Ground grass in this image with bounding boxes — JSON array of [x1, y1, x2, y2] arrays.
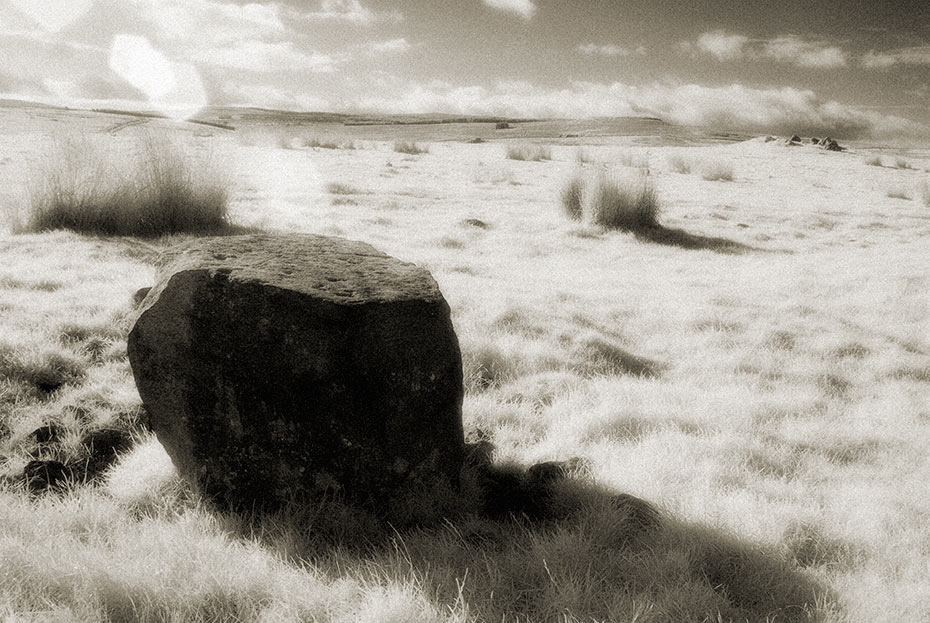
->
[[325, 182, 364, 195], [304, 136, 356, 150], [918, 179, 930, 206], [3, 116, 930, 621], [865, 155, 883, 167], [588, 172, 659, 230], [887, 189, 911, 200], [560, 175, 585, 221], [17, 135, 229, 237], [575, 148, 596, 164], [667, 155, 732, 181], [617, 151, 648, 168], [562, 170, 660, 231], [506, 144, 552, 162], [700, 160, 735, 182], [894, 158, 913, 170], [667, 154, 692, 174], [394, 141, 430, 155]]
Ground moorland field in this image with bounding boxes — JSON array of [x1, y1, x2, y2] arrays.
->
[[1, 102, 929, 622]]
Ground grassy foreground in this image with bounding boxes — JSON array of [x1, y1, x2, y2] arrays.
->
[[1, 119, 930, 621]]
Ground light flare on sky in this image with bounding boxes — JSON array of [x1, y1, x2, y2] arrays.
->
[[7, 0, 93, 32], [108, 35, 207, 120]]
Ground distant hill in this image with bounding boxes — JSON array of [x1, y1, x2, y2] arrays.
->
[[0, 98, 68, 110], [192, 106, 539, 127], [0, 97, 674, 129]]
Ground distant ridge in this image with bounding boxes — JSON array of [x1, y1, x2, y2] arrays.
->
[[0, 97, 673, 132], [0, 98, 69, 110]]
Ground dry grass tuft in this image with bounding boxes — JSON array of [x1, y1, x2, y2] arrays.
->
[[506, 144, 551, 162], [564, 170, 660, 231], [864, 155, 883, 167], [325, 182, 363, 195], [393, 141, 429, 155], [667, 154, 692, 174], [700, 160, 735, 182], [560, 175, 586, 221], [18, 135, 229, 237], [304, 137, 356, 150], [918, 179, 930, 206], [575, 148, 596, 164], [617, 152, 648, 168]]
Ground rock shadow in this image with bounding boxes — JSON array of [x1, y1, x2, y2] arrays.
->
[[221, 450, 835, 622], [634, 225, 757, 254]]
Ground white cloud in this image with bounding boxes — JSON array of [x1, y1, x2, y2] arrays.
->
[[862, 46, 930, 69], [696, 30, 749, 61], [369, 38, 411, 55], [693, 31, 847, 68], [136, 0, 285, 46], [222, 82, 332, 112], [481, 0, 536, 20], [577, 43, 643, 57], [861, 51, 898, 70], [297, 0, 401, 25], [762, 36, 846, 68], [6, 0, 94, 33], [194, 40, 339, 73], [127, 1, 340, 75]]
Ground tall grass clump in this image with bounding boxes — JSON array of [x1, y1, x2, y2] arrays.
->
[[393, 141, 429, 155], [563, 170, 660, 231], [506, 144, 551, 162], [20, 135, 228, 237], [588, 171, 659, 230], [864, 155, 883, 167], [560, 175, 585, 221]]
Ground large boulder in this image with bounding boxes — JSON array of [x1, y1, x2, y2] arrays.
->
[[127, 234, 465, 523]]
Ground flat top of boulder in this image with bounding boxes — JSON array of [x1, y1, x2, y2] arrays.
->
[[155, 234, 442, 305]]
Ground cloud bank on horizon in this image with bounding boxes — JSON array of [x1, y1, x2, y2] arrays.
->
[[0, 0, 928, 142]]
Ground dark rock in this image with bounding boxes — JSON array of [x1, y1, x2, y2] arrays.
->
[[494, 121, 511, 130], [811, 137, 819, 144], [763, 136, 776, 143], [127, 234, 464, 524], [132, 287, 152, 307], [823, 138, 843, 152], [23, 460, 71, 492], [789, 135, 802, 143], [466, 138, 486, 144]]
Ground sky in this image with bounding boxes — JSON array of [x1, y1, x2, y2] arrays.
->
[[1, 0, 929, 140]]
